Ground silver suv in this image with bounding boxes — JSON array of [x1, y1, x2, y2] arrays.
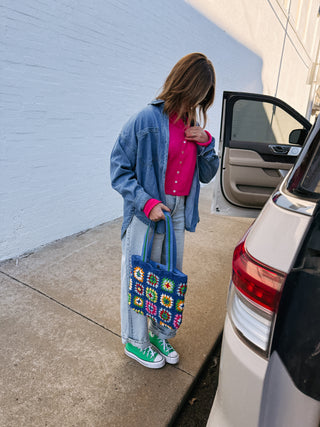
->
[[207, 92, 320, 427]]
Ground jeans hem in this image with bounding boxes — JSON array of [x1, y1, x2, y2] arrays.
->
[[149, 323, 176, 340], [122, 336, 150, 350]]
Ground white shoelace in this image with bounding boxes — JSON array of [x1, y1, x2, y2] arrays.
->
[[161, 339, 173, 354], [143, 346, 157, 358]]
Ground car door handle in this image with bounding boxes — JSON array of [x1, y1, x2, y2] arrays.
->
[[269, 145, 290, 154]]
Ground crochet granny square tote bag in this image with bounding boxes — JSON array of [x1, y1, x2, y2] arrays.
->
[[129, 212, 188, 330]]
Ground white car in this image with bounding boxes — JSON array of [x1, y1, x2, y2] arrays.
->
[[207, 92, 320, 427]]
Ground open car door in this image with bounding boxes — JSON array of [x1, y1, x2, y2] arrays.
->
[[213, 92, 312, 217]]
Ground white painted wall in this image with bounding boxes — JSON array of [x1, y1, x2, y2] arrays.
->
[[1, 0, 318, 261]]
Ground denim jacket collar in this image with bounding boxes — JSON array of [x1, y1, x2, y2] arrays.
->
[[149, 99, 165, 107]]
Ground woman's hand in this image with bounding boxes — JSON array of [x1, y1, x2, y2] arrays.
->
[[149, 203, 171, 222], [185, 126, 209, 144]]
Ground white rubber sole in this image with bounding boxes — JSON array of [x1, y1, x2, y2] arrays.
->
[[157, 349, 179, 365], [125, 347, 165, 369]]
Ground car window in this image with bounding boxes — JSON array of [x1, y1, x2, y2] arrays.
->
[[299, 140, 320, 195], [231, 99, 305, 145], [287, 124, 320, 200]]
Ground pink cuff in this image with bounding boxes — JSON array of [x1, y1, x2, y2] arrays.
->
[[143, 199, 162, 218], [196, 130, 212, 146]]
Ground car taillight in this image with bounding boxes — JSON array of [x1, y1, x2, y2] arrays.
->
[[232, 237, 286, 313], [228, 232, 287, 356]]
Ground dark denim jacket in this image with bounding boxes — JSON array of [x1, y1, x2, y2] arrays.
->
[[110, 99, 219, 237]]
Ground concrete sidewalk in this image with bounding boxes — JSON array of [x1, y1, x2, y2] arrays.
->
[[0, 185, 252, 427]]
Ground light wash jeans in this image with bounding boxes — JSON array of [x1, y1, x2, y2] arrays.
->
[[121, 195, 185, 349]]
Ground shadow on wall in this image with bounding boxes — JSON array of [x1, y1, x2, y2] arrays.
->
[[1, 0, 263, 261]]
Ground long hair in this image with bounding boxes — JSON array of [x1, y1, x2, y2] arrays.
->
[[157, 53, 216, 127]]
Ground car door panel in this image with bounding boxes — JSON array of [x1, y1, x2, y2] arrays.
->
[[216, 92, 312, 213], [223, 148, 293, 207]]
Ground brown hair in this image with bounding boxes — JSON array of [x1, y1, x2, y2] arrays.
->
[[157, 53, 216, 127]]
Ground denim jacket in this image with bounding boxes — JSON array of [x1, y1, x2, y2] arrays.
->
[[110, 99, 219, 237]]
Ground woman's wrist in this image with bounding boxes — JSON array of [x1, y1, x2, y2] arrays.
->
[[143, 199, 162, 218], [196, 130, 212, 146]]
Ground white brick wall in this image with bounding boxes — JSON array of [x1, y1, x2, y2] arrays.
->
[[1, 0, 317, 260]]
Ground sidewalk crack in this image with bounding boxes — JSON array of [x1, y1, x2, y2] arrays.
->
[[0, 270, 121, 339], [172, 366, 194, 377]]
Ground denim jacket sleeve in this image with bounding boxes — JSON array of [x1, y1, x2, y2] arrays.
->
[[197, 137, 219, 183], [110, 126, 152, 212]]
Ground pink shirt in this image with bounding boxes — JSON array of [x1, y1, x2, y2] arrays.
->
[[143, 115, 212, 218]]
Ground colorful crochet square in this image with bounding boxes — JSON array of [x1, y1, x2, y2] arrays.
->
[[160, 294, 174, 309], [173, 314, 182, 329], [133, 266, 144, 282], [177, 282, 187, 296], [159, 308, 172, 323], [146, 287, 158, 303], [147, 272, 159, 288], [128, 293, 131, 305], [146, 300, 157, 316], [133, 296, 143, 308], [135, 282, 144, 296], [161, 278, 175, 293], [176, 300, 184, 312]]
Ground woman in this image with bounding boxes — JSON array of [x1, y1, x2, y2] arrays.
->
[[110, 52, 219, 369]]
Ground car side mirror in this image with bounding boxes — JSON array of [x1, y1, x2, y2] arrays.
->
[[289, 128, 308, 146]]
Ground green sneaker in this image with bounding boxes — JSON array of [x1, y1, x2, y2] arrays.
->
[[149, 332, 179, 364], [125, 342, 165, 369]]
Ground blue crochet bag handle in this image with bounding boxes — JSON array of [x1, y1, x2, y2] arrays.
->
[[141, 211, 177, 272]]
